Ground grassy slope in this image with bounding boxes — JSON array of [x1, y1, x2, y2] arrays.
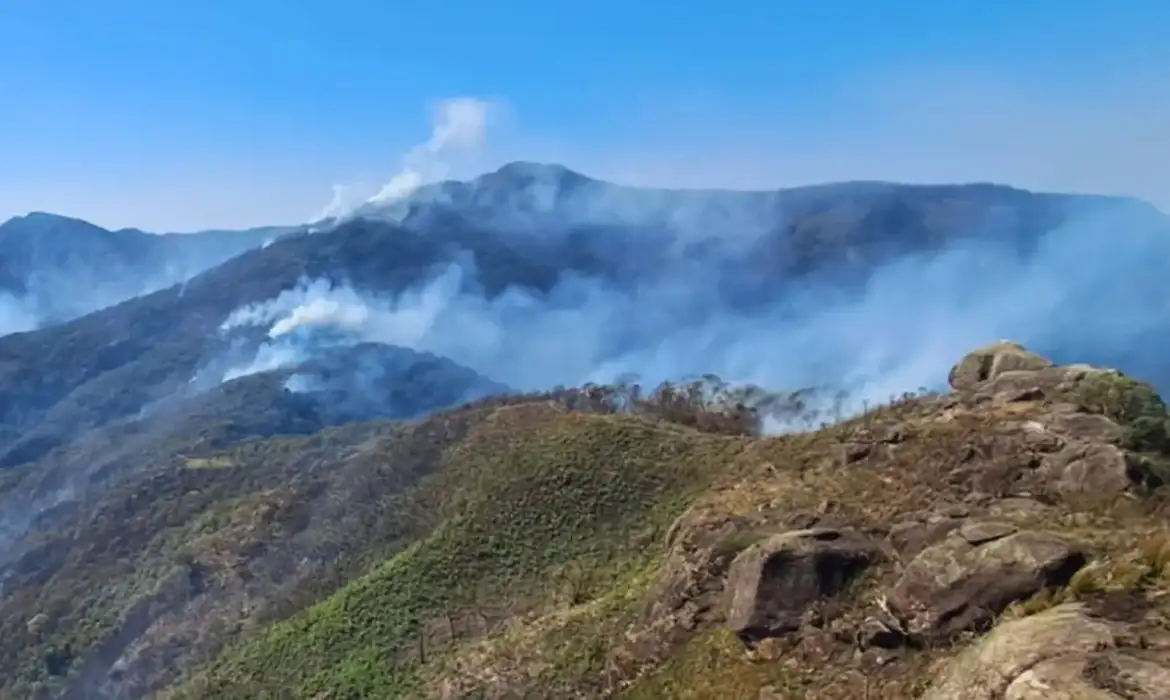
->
[[1, 382, 748, 699], [0, 400, 501, 700], [164, 394, 942, 700], [175, 405, 746, 698]]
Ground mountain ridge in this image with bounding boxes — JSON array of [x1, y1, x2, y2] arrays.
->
[[0, 211, 295, 335], [0, 172, 1166, 502], [0, 179, 1125, 465], [11, 162, 1161, 245]]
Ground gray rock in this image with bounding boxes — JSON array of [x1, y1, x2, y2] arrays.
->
[[724, 528, 882, 642], [889, 528, 1086, 640], [949, 342, 1053, 392]]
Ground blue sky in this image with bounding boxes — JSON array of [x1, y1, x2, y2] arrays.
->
[[2, 1, 1168, 231]]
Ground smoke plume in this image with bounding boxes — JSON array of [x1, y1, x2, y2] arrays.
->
[[310, 97, 495, 227], [220, 192, 1170, 430], [0, 292, 38, 336]]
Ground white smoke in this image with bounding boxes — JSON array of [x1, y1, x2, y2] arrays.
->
[[312, 184, 367, 224], [308, 97, 495, 227], [0, 292, 38, 337], [222, 343, 308, 382], [368, 97, 492, 204], [218, 271, 470, 382], [218, 197, 1170, 427]]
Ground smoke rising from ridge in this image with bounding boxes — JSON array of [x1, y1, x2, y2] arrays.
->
[[312, 184, 363, 223], [366, 97, 491, 203], [220, 194, 1170, 429], [0, 271, 195, 338], [0, 216, 275, 338], [0, 292, 38, 336], [310, 98, 495, 226]]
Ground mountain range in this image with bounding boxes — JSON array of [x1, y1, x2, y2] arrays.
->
[[0, 213, 297, 335], [2, 162, 1170, 699]]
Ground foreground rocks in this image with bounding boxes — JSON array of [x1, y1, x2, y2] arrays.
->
[[922, 603, 1170, 700], [715, 516, 1088, 649], [724, 528, 883, 642], [889, 521, 1086, 641], [631, 341, 1170, 697], [948, 341, 1054, 392]]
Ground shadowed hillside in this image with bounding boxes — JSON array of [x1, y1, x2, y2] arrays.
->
[[0, 212, 287, 335], [0, 342, 508, 563]]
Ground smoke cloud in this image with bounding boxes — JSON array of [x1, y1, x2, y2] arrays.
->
[[0, 271, 190, 338], [0, 292, 39, 336], [310, 97, 496, 226], [312, 184, 365, 224], [220, 195, 1170, 428], [0, 215, 275, 338], [370, 96, 492, 200]]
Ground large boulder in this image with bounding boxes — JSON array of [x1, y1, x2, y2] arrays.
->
[[1040, 443, 1137, 499], [888, 522, 1086, 640], [723, 528, 882, 642], [949, 341, 1053, 392], [921, 603, 1170, 700]]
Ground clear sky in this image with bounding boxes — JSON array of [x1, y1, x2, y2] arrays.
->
[[2, 1, 1168, 231]]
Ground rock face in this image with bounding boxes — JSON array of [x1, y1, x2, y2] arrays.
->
[[946, 340, 1167, 502], [1041, 442, 1136, 498], [724, 528, 882, 642], [921, 603, 1170, 700], [684, 343, 1170, 696], [948, 341, 1054, 392], [690, 343, 1170, 696], [946, 341, 1133, 410], [889, 522, 1086, 640]]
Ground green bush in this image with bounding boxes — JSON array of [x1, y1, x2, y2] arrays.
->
[[1074, 371, 1170, 454]]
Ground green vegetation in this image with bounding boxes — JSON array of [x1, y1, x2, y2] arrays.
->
[[1074, 370, 1170, 451], [177, 409, 745, 698], [620, 629, 790, 700], [1073, 369, 1170, 486], [0, 385, 757, 699]]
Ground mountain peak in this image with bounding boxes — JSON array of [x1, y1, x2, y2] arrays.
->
[[488, 161, 591, 186], [353, 161, 601, 224], [0, 211, 112, 240]]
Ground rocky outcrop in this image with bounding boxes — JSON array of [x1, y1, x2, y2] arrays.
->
[[921, 603, 1170, 700], [948, 341, 1131, 409], [948, 341, 1053, 392], [705, 344, 1170, 692], [550, 342, 1170, 698], [723, 528, 883, 642], [1041, 442, 1137, 498], [907, 343, 1170, 696], [888, 521, 1086, 641], [947, 340, 1170, 501]]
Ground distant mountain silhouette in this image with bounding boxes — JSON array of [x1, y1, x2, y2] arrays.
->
[[0, 211, 293, 333]]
